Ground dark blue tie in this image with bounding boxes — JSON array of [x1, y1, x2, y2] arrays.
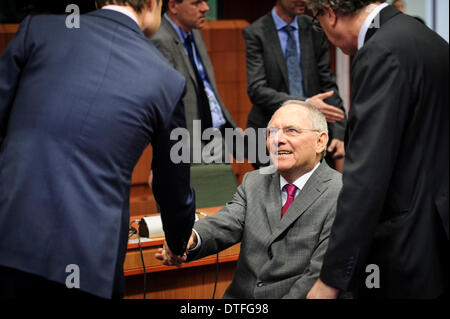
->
[[184, 34, 213, 134], [283, 25, 304, 97]]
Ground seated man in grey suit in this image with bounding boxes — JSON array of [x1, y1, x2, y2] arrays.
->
[[156, 100, 343, 299], [243, 0, 347, 169], [152, 0, 237, 164]]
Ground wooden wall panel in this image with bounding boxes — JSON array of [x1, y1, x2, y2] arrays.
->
[[0, 24, 18, 53]]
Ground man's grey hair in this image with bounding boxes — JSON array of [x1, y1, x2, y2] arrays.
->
[[304, 0, 385, 16], [269, 100, 329, 158], [277, 100, 328, 135]]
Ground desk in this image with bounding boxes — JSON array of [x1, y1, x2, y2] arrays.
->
[[124, 206, 240, 299]]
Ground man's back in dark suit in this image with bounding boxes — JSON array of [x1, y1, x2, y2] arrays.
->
[[305, 1, 449, 298], [0, 2, 195, 299]]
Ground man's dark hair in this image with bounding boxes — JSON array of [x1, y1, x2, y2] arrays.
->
[[162, 0, 182, 13], [304, 0, 386, 16], [96, 0, 160, 13]]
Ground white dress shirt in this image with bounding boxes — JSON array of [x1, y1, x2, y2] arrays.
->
[[280, 162, 320, 206], [102, 5, 139, 26], [358, 2, 389, 50]]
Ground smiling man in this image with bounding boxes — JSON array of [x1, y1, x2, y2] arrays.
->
[[156, 100, 343, 299]]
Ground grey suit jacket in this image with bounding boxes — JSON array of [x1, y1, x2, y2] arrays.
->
[[243, 13, 346, 141], [189, 162, 342, 298], [152, 17, 237, 138]]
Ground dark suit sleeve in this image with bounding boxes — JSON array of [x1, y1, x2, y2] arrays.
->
[[243, 27, 296, 116], [314, 31, 346, 141], [151, 96, 196, 256], [319, 44, 412, 291], [0, 16, 31, 146]]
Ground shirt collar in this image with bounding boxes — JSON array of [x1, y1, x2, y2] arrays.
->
[[271, 7, 298, 31], [164, 14, 193, 44], [358, 2, 389, 50], [102, 5, 139, 26], [280, 162, 320, 192]]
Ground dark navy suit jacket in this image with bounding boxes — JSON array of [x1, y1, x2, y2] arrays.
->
[[320, 6, 449, 298], [0, 10, 195, 298]]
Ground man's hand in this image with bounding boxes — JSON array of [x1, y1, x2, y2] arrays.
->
[[155, 241, 187, 268], [307, 278, 339, 299], [308, 91, 345, 123], [155, 231, 198, 267], [327, 139, 345, 159]]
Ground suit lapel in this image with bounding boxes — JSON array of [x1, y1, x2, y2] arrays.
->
[[268, 162, 331, 244], [163, 19, 198, 87], [298, 17, 314, 96], [264, 172, 283, 233], [364, 5, 401, 45], [264, 14, 290, 89]]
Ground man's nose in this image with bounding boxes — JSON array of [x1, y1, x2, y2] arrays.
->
[[277, 133, 287, 145], [200, 1, 210, 12], [269, 131, 287, 145]]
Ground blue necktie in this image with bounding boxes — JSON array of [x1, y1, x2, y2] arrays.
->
[[283, 25, 304, 97], [184, 34, 213, 134]]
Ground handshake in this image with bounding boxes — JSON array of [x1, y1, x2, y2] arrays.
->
[[155, 231, 198, 267]]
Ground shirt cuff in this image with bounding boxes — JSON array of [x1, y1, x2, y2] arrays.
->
[[189, 228, 202, 252]]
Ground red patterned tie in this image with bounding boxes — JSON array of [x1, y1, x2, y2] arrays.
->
[[282, 184, 298, 217]]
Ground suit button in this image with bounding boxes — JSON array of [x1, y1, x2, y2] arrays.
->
[[257, 282, 264, 288]]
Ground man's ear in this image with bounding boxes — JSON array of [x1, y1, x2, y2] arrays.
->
[[324, 5, 338, 27], [167, 0, 177, 14], [316, 132, 329, 155], [147, 0, 156, 12]]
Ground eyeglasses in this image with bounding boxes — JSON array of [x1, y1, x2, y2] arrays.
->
[[266, 126, 320, 139], [311, 8, 324, 32]]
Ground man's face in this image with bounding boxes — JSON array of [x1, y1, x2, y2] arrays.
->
[[314, 8, 357, 55], [266, 105, 325, 181], [171, 0, 210, 32], [277, 0, 307, 17]]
